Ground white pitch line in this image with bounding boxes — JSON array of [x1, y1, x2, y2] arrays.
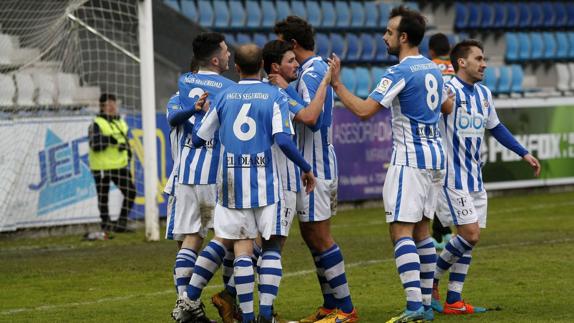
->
[[2, 237, 572, 316]]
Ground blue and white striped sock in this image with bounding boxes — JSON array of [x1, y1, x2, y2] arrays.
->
[[416, 237, 437, 310], [434, 235, 473, 282], [234, 256, 255, 323], [394, 237, 422, 312], [186, 239, 226, 300], [258, 249, 282, 320], [446, 251, 473, 304], [174, 248, 197, 297], [312, 250, 337, 310], [253, 241, 262, 273], [222, 248, 236, 296], [318, 244, 354, 313]]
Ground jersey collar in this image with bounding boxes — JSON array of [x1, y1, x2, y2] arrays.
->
[[300, 55, 322, 71], [238, 79, 262, 84], [197, 69, 218, 75], [453, 76, 475, 91], [399, 54, 424, 63]]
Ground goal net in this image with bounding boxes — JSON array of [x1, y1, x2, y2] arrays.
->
[[0, 0, 153, 233]]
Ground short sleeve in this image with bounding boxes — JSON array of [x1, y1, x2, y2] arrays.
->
[[272, 92, 294, 136], [166, 94, 181, 119], [278, 89, 304, 116], [368, 67, 405, 108]]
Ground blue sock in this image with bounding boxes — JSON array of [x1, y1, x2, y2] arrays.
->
[[446, 251, 473, 304], [416, 237, 437, 310], [312, 250, 337, 310], [258, 249, 282, 320], [234, 256, 255, 323], [317, 244, 354, 313], [222, 248, 235, 296], [174, 248, 197, 297], [186, 239, 226, 300], [394, 237, 422, 312]]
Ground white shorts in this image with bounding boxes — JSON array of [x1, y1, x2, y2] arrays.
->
[[383, 165, 444, 223], [272, 190, 297, 237], [297, 177, 338, 222], [165, 194, 183, 241], [172, 183, 215, 238], [214, 203, 279, 240], [436, 187, 488, 228]]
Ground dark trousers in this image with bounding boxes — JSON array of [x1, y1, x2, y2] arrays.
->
[[92, 168, 136, 230]]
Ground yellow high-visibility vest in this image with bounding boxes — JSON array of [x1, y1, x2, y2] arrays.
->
[[88, 116, 129, 170]]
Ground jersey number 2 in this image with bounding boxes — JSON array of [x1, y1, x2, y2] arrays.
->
[[425, 73, 439, 111], [233, 103, 256, 141]]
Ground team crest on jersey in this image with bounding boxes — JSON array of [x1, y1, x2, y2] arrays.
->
[[172, 104, 181, 110], [289, 99, 298, 107], [482, 99, 489, 108], [375, 78, 393, 94]]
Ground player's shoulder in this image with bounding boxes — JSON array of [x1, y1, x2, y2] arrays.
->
[[167, 92, 180, 105]]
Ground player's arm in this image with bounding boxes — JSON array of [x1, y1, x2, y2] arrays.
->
[[441, 85, 455, 115], [329, 54, 382, 120], [88, 122, 117, 151], [168, 92, 209, 127], [192, 94, 219, 148]]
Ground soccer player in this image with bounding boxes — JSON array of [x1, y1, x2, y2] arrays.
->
[[190, 43, 316, 323], [328, 6, 454, 322], [274, 17, 358, 323], [428, 32, 455, 249], [431, 39, 541, 315], [168, 32, 236, 322]]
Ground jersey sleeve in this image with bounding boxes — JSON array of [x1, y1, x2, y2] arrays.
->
[[196, 93, 221, 140], [278, 88, 304, 115], [484, 88, 500, 129], [368, 68, 405, 108], [272, 92, 294, 136]]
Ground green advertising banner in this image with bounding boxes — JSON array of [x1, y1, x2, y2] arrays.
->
[[483, 105, 574, 189]]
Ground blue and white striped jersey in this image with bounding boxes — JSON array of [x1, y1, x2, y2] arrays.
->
[[295, 56, 337, 180], [177, 70, 235, 185], [196, 80, 294, 209], [440, 77, 500, 192], [369, 55, 447, 170], [276, 88, 304, 192], [164, 93, 183, 194]]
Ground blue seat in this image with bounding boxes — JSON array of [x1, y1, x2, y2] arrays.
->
[[554, 2, 567, 28], [236, 33, 252, 45], [315, 33, 331, 58], [229, 1, 246, 29], [245, 1, 262, 29], [164, 0, 180, 12], [306, 1, 322, 27], [350, 2, 365, 29], [530, 33, 544, 60], [505, 3, 519, 29], [223, 33, 236, 46], [467, 3, 481, 30], [212, 1, 230, 29], [355, 67, 372, 98], [555, 32, 569, 60], [330, 33, 347, 60], [492, 3, 506, 30], [346, 34, 361, 63], [253, 33, 267, 48], [530, 4, 544, 30], [517, 3, 532, 29], [567, 3, 574, 28], [483, 67, 497, 92], [510, 65, 524, 94], [364, 2, 378, 28], [197, 0, 214, 27], [261, 1, 276, 28], [291, 0, 307, 19], [180, 1, 198, 23], [420, 35, 430, 58], [480, 3, 494, 29], [335, 1, 351, 28], [341, 68, 356, 94], [517, 33, 531, 62], [371, 66, 387, 85], [276, 1, 291, 21], [360, 34, 376, 62], [454, 3, 468, 30], [321, 1, 336, 28], [447, 34, 456, 47], [542, 33, 556, 60], [568, 32, 574, 59], [505, 33, 519, 63], [541, 3, 555, 29], [379, 3, 392, 28], [497, 66, 511, 94], [404, 1, 420, 11]]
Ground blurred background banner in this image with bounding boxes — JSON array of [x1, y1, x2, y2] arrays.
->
[[484, 105, 574, 189]]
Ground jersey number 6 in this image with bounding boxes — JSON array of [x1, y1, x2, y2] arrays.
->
[[233, 103, 256, 141]]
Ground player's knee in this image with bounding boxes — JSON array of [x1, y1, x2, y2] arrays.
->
[[262, 237, 282, 253], [460, 229, 480, 246]]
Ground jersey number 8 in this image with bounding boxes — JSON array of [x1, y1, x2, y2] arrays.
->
[[425, 73, 439, 111]]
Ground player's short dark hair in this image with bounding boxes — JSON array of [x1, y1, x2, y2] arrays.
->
[[429, 33, 451, 57], [274, 16, 315, 51], [450, 39, 484, 72], [389, 5, 426, 47], [99, 93, 116, 104], [192, 32, 225, 65], [235, 44, 262, 75], [262, 40, 294, 75]]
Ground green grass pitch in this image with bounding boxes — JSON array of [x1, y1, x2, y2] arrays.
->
[[1, 191, 573, 322]]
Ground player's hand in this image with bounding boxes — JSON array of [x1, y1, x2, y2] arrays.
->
[[523, 153, 541, 177], [268, 74, 289, 89], [322, 62, 334, 85], [194, 92, 210, 112], [327, 53, 341, 88], [301, 170, 316, 194]]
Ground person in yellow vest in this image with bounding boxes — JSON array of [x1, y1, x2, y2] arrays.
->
[[429, 33, 456, 83], [88, 93, 136, 233]]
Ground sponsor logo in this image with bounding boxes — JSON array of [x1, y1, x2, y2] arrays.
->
[[375, 77, 393, 94]]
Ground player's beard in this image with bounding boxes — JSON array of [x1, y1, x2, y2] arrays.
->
[[386, 41, 400, 56]]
